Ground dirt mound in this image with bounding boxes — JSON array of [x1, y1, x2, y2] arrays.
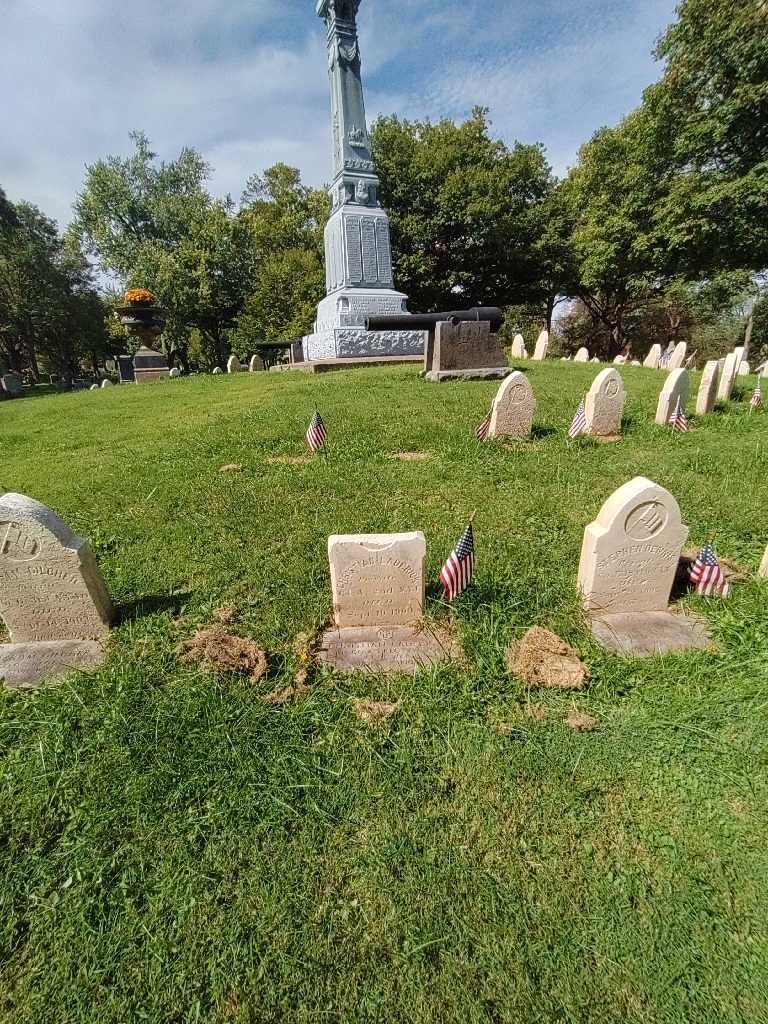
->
[[352, 699, 401, 728], [566, 710, 597, 732], [386, 452, 431, 462], [219, 463, 243, 472], [178, 627, 268, 680], [507, 627, 589, 690]]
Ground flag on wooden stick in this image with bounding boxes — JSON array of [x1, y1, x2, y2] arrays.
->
[[475, 411, 491, 441], [568, 399, 587, 439], [306, 411, 327, 453], [439, 522, 475, 602], [689, 542, 730, 597], [750, 379, 762, 411], [669, 397, 689, 433]]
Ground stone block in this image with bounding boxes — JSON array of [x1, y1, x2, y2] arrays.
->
[[317, 625, 458, 673], [655, 368, 689, 426], [696, 360, 720, 415], [328, 532, 426, 629], [432, 321, 507, 372]]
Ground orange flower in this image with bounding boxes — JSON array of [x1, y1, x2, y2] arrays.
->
[[124, 288, 155, 305]]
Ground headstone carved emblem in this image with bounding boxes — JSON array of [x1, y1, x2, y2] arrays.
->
[[355, 180, 369, 203], [0, 522, 40, 562], [625, 502, 667, 540]]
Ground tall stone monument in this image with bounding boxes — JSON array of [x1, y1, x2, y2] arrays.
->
[[301, 0, 424, 363]]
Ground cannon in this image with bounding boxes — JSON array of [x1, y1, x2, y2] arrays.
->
[[365, 306, 504, 333]]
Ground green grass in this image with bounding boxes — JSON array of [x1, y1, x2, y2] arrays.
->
[[1, 363, 768, 1023]]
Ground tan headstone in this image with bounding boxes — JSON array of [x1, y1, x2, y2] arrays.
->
[[212, 367, 223, 374], [432, 321, 507, 372], [644, 344, 661, 369], [584, 368, 625, 436], [574, 347, 589, 363], [613, 355, 626, 364], [0, 493, 114, 643], [248, 355, 265, 372], [488, 371, 536, 439], [717, 352, 738, 401], [668, 342, 687, 370], [655, 368, 689, 426], [760, 545, 768, 579], [227, 355, 241, 374], [328, 533, 426, 629], [532, 330, 549, 361], [100, 380, 113, 388], [511, 334, 527, 359], [578, 477, 689, 614], [695, 361, 720, 415], [738, 361, 750, 377]]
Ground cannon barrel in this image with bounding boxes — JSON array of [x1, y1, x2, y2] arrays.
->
[[365, 306, 504, 333]]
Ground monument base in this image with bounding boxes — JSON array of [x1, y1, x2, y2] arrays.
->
[[0, 640, 106, 689], [424, 368, 514, 383], [590, 610, 712, 657], [317, 625, 458, 674], [302, 328, 426, 362]]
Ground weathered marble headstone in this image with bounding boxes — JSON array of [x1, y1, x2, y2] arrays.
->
[[488, 371, 536, 439], [760, 545, 768, 579], [738, 361, 750, 377], [0, 493, 113, 688], [426, 321, 510, 381], [613, 355, 626, 364], [717, 352, 738, 402], [631, 360, 642, 367], [248, 355, 265, 372], [532, 331, 549, 361], [1, 373, 23, 397], [584, 368, 625, 436], [100, 380, 113, 388], [169, 367, 181, 378], [212, 367, 223, 375], [644, 344, 661, 369], [319, 532, 457, 672], [668, 342, 687, 370], [590, 357, 600, 363], [655, 368, 689, 426], [696, 360, 720, 415], [574, 347, 589, 363], [511, 334, 528, 360], [227, 355, 241, 374], [89, 384, 99, 391]]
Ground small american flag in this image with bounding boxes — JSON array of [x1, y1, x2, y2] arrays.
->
[[659, 343, 674, 369], [439, 523, 475, 602], [669, 397, 689, 433], [750, 379, 762, 411], [689, 542, 730, 597], [475, 411, 491, 441], [306, 411, 327, 453], [568, 398, 587, 439]]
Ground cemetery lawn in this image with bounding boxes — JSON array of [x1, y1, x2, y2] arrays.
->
[[3, 363, 768, 1024]]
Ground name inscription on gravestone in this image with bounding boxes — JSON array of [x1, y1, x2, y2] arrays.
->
[[330, 533, 426, 628]]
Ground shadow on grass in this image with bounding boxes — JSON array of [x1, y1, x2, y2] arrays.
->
[[118, 591, 192, 624]]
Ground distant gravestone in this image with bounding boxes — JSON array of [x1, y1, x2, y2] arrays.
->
[[574, 347, 589, 363], [738, 361, 750, 377], [613, 355, 626, 364], [590, 357, 600, 363], [133, 346, 170, 384], [227, 355, 241, 374], [696, 360, 720, 416], [249, 355, 265, 372], [89, 385, 99, 392], [426, 321, 509, 381], [100, 380, 113, 389], [631, 360, 642, 366], [532, 331, 549, 361], [668, 342, 687, 370], [578, 478, 689, 615], [0, 493, 114, 688], [511, 335, 527, 359], [717, 352, 739, 402], [585, 368, 626, 436], [488, 371, 535, 439], [655, 368, 689, 426], [117, 356, 136, 383], [1, 373, 23, 397], [644, 345, 661, 369], [318, 532, 458, 673], [169, 367, 181, 378], [760, 545, 768, 579], [212, 367, 223, 375]]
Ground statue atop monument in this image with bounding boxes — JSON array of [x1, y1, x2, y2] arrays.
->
[[301, 0, 423, 362]]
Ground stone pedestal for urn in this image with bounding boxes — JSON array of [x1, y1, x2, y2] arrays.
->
[[117, 303, 169, 384]]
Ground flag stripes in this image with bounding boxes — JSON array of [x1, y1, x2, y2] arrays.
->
[[306, 411, 327, 453], [440, 523, 475, 602], [689, 542, 730, 597]]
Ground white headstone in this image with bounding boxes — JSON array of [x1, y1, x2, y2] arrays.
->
[[668, 342, 687, 370], [212, 367, 223, 375], [590, 357, 600, 363], [0, 493, 114, 643], [585, 368, 626, 436], [655, 368, 689, 426], [695, 360, 720, 416], [169, 367, 181, 378], [227, 356, 241, 374], [631, 360, 642, 366], [578, 477, 688, 614], [760, 545, 768, 579], [644, 344, 661, 369], [100, 380, 113, 388], [717, 352, 739, 401], [488, 371, 536, 439], [738, 361, 750, 377], [328, 533, 426, 629], [613, 355, 626, 364], [574, 347, 590, 363], [532, 331, 549, 361], [511, 335, 527, 359], [248, 355, 265, 372], [89, 385, 99, 391]]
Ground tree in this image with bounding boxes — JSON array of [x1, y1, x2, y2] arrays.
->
[[371, 108, 556, 313]]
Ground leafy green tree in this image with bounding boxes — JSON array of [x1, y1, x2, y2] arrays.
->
[[371, 108, 556, 313]]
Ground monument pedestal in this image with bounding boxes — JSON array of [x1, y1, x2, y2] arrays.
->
[[303, 328, 425, 361]]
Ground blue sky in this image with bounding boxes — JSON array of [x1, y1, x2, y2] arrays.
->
[[1, 0, 679, 227]]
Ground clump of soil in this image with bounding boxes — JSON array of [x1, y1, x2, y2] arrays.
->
[[219, 463, 243, 472], [566, 710, 597, 732], [386, 452, 431, 462], [178, 627, 268, 680], [212, 605, 238, 625], [266, 456, 312, 466], [507, 627, 589, 690], [352, 699, 401, 728]]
